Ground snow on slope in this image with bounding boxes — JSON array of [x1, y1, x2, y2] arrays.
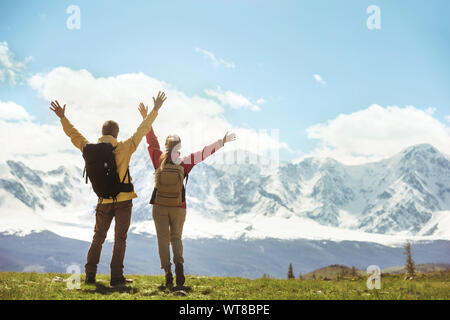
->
[[0, 143, 449, 245], [0, 160, 97, 240]]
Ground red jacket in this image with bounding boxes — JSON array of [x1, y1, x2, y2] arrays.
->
[[146, 127, 224, 208]]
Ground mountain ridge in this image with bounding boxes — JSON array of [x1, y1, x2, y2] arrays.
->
[[0, 143, 449, 242]]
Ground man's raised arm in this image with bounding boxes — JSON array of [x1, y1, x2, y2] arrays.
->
[[50, 100, 89, 152], [124, 91, 167, 154]]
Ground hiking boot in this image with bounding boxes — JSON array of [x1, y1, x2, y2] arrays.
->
[[85, 272, 96, 284], [110, 276, 133, 287], [165, 271, 174, 289], [175, 263, 185, 287]]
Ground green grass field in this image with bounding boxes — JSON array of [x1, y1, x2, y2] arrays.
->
[[0, 271, 449, 300]]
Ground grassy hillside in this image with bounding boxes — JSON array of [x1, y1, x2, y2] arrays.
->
[[301, 264, 450, 280], [301, 264, 364, 280], [382, 264, 450, 274], [0, 271, 449, 300]]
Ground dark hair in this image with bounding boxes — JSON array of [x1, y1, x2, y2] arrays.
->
[[102, 120, 119, 138]]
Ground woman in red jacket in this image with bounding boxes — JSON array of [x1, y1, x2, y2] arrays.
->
[[139, 103, 236, 288]]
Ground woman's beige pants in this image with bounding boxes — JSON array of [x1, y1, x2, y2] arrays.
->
[[152, 204, 186, 271]]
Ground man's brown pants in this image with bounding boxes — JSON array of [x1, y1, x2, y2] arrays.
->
[[85, 200, 132, 278], [152, 204, 186, 271]]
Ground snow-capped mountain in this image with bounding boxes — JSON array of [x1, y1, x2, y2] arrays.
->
[[0, 143, 449, 243], [0, 160, 85, 210]]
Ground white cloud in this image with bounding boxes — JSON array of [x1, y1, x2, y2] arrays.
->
[[0, 41, 31, 85], [256, 98, 266, 105], [304, 104, 450, 164], [0, 104, 73, 165], [424, 107, 436, 115], [0, 101, 32, 121], [204, 87, 261, 111], [195, 47, 235, 69], [313, 74, 326, 85], [28, 67, 225, 141], [445, 115, 450, 124], [0, 67, 288, 169]]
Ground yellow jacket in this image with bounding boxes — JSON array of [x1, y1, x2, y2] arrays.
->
[[60, 109, 158, 203]]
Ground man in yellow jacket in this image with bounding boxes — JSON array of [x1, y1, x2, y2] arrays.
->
[[50, 91, 166, 286]]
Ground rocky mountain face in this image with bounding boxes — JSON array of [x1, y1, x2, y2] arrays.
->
[[0, 160, 86, 210], [1, 144, 449, 237]]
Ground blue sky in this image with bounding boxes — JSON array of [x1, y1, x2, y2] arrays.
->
[[1, 0, 449, 162]]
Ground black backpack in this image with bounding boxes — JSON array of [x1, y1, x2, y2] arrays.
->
[[82, 142, 133, 201]]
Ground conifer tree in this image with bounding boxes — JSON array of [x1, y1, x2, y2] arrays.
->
[[404, 241, 416, 278], [287, 263, 295, 279], [351, 266, 357, 277]]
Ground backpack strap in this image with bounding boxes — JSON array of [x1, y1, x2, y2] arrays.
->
[[83, 166, 88, 184], [149, 188, 157, 205], [119, 167, 134, 193], [181, 172, 188, 203], [121, 167, 131, 184]]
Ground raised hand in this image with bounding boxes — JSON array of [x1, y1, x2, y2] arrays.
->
[[152, 91, 167, 112], [50, 100, 66, 119], [138, 102, 148, 120], [222, 131, 236, 145]]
